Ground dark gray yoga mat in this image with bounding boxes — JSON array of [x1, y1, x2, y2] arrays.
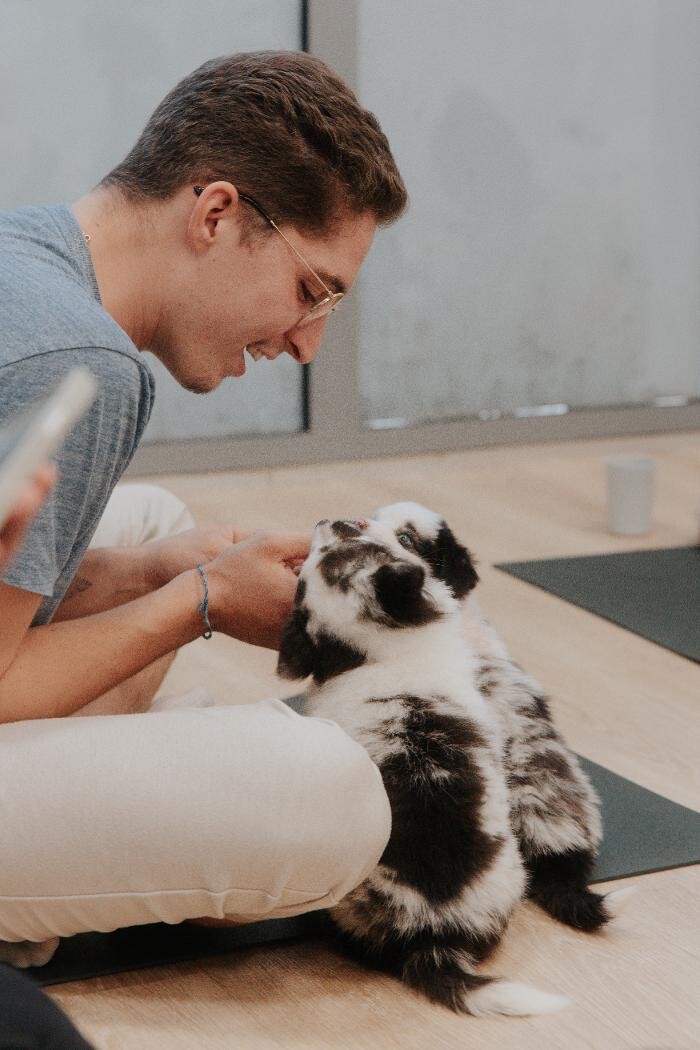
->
[[31, 751, 700, 987], [32, 911, 328, 988], [580, 758, 700, 882], [495, 545, 700, 662]]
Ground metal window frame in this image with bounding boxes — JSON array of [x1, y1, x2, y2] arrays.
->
[[129, 0, 700, 477]]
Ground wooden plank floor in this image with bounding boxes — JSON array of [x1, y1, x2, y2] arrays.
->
[[49, 430, 700, 1048]]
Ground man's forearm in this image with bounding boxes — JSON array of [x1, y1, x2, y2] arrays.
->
[[52, 546, 154, 621], [0, 569, 204, 722]]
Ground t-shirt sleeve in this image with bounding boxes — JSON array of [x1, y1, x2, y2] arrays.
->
[[0, 346, 153, 606]]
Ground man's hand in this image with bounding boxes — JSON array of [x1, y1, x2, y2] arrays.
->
[[55, 523, 308, 624], [203, 530, 311, 649], [143, 526, 242, 589]]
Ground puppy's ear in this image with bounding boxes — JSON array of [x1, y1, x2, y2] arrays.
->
[[277, 608, 317, 680], [434, 524, 478, 598], [372, 562, 438, 626]]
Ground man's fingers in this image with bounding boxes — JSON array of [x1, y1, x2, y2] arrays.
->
[[232, 530, 311, 561], [263, 532, 312, 561]]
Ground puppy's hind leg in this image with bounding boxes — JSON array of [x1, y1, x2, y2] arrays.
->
[[500, 679, 610, 931], [526, 848, 609, 932]]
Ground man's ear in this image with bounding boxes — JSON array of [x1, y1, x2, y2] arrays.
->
[[434, 524, 479, 599], [277, 608, 317, 680], [372, 562, 438, 626]]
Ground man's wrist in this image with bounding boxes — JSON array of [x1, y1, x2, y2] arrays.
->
[[194, 564, 213, 638], [139, 539, 173, 593], [197, 560, 226, 634], [155, 567, 213, 646]]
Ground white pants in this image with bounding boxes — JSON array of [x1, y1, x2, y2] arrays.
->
[[0, 485, 391, 943]]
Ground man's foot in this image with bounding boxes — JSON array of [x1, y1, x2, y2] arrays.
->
[[0, 937, 60, 968], [184, 916, 249, 928], [149, 686, 216, 713]]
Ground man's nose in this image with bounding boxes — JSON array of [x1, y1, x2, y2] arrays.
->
[[286, 316, 328, 364]]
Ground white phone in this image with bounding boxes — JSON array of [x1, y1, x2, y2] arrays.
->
[[0, 369, 98, 530]]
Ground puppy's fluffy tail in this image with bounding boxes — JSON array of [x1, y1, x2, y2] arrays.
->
[[403, 944, 569, 1017], [527, 848, 634, 932], [334, 923, 568, 1017]]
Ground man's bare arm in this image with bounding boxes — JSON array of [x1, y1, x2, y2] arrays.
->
[[0, 530, 310, 723], [0, 569, 203, 723], [52, 526, 240, 622], [51, 546, 152, 621]]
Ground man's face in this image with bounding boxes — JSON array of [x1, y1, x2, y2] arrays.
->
[[153, 187, 377, 393]]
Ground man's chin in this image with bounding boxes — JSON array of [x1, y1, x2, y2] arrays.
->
[[181, 375, 223, 394], [146, 345, 242, 392], [165, 365, 225, 394]]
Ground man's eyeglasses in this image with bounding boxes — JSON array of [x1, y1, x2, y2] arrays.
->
[[193, 186, 344, 328]]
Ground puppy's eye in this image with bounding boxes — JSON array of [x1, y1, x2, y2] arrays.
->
[[397, 532, 414, 549]]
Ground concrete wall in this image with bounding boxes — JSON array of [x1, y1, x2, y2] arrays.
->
[[0, 0, 303, 442], [358, 0, 700, 423], [3, 1, 698, 443]]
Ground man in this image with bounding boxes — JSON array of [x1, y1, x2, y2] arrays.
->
[[0, 51, 406, 967]]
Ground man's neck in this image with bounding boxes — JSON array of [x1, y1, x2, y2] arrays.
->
[[71, 187, 161, 349]]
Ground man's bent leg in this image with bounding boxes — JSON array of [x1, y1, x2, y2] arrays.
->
[[0, 700, 391, 944], [70, 653, 176, 717], [89, 483, 195, 549], [74, 483, 195, 716]]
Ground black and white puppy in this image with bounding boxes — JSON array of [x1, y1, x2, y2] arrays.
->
[[277, 508, 569, 1017], [372, 503, 629, 935]]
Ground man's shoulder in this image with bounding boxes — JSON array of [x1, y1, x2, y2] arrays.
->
[[0, 203, 144, 374]]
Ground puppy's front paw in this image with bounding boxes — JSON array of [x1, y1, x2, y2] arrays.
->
[[0, 936, 60, 968]]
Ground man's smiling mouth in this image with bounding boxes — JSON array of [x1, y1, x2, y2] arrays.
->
[[246, 346, 283, 363]]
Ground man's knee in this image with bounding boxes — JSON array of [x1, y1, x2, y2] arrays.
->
[[300, 722, 392, 906], [0, 705, 392, 938], [214, 712, 393, 919], [132, 484, 194, 542], [90, 483, 194, 549]]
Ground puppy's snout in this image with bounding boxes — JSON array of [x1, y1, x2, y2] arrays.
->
[[313, 517, 369, 547], [331, 519, 367, 540]]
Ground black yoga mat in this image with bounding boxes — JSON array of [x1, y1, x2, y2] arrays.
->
[[580, 757, 700, 883], [32, 911, 328, 988], [495, 545, 700, 663], [31, 750, 700, 987]]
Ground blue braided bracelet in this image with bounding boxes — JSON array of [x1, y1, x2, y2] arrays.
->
[[196, 563, 213, 639]]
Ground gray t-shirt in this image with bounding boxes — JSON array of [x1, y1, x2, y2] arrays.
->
[[0, 204, 154, 624]]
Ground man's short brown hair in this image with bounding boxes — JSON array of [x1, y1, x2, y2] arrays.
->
[[101, 50, 407, 234]]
